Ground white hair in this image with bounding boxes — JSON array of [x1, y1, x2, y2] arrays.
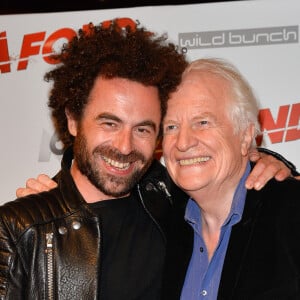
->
[[183, 58, 261, 138]]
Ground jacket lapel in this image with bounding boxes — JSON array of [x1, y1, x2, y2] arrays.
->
[[217, 189, 262, 299]]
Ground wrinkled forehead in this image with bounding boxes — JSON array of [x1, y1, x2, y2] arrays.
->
[[182, 69, 230, 87], [165, 71, 234, 122], [169, 71, 231, 105]]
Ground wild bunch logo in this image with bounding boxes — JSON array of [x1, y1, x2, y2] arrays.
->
[[178, 25, 299, 50], [0, 18, 137, 74]]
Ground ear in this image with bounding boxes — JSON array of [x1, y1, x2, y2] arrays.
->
[[65, 108, 78, 137], [241, 124, 255, 156]]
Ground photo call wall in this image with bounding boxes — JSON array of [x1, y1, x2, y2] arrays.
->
[[1, 0, 299, 202]]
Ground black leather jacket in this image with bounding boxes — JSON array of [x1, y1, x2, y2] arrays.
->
[[0, 148, 178, 300], [0, 148, 297, 300]]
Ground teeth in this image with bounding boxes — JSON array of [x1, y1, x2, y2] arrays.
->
[[179, 156, 210, 166], [102, 156, 130, 170]]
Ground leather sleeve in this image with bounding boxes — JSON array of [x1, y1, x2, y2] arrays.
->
[[0, 212, 25, 300]]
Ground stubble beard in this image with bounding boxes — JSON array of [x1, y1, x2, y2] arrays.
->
[[73, 133, 153, 198]]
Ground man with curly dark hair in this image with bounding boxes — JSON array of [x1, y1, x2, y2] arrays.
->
[[0, 20, 188, 300], [0, 19, 297, 300], [46, 21, 185, 149]]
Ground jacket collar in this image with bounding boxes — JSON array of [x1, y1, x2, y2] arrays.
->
[[218, 188, 263, 299]]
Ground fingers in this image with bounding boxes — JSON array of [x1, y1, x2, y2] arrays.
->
[[16, 187, 39, 198], [245, 155, 291, 190], [15, 174, 58, 198], [36, 174, 58, 189], [248, 148, 261, 162]]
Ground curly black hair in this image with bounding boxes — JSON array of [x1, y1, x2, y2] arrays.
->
[[44, 19, 188, 148]]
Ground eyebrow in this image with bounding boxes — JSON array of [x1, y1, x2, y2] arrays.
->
[[96, 113, 158, 132], [96, 113, 122, 123]]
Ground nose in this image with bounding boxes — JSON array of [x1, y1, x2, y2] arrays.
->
[[112, 128, 133, 155], [175, 125, 198, 152]]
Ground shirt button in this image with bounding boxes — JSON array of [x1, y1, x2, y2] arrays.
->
[[201, 290, 207, 296], [200, 247, 204, 252]]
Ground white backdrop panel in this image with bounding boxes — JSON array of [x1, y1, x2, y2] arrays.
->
[[0, 0, 299, 202]]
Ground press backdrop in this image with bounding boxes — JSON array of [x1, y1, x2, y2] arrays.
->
[[1, 0, 299, 202]]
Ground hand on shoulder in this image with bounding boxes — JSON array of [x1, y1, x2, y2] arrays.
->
[[16, 174, 57, 198]]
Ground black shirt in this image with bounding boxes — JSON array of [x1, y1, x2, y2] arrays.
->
[[89, 193, 165, 300]]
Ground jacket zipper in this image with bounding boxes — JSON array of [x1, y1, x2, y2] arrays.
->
[[156, 181, 173, 205], [45, 232, 54, 300], [137, 184, 166, 243]]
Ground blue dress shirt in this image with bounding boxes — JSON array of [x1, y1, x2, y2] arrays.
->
[[180, 163, 251, 300]]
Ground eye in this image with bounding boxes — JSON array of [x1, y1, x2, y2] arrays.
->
[[199, 120, 208, 125], [99, 121, 119, 131], [163, 124, 178, 134], [138, 127, 149, 133], [106, 122, 116, 126], [135, 126, 153, 137], [194, 119, 209, 128], [103, 122, 116, 127]]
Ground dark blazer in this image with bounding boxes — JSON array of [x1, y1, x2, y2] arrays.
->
[[163, 176, 300, 300], [219, 177, 300, 299]]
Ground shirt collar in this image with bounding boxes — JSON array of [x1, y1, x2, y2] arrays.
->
[[184, 162, 251, 230]]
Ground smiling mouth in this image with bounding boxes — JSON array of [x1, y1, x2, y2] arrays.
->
[[102, 156, 131, 170], [179, 156, 210, 166]]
